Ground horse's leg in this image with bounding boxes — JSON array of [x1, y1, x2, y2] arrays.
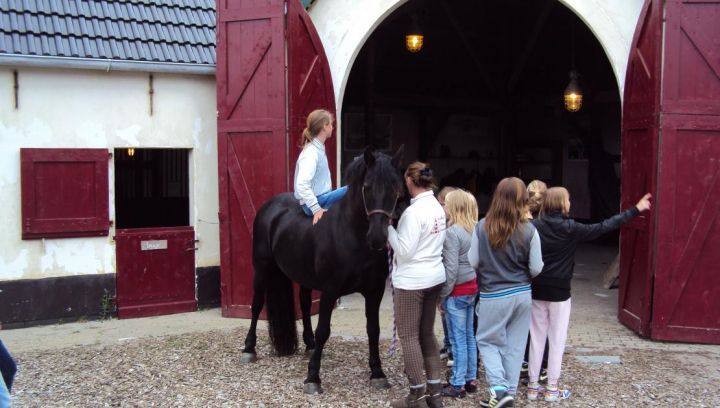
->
[[240, 261, 270, 363], [365, 287, 390, 390], [303, 293, 337, 395], [299, 286, 316, 355]]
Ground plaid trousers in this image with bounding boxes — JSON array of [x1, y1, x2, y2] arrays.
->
[[394, 284, 443, 385]]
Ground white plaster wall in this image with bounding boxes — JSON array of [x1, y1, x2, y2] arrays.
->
[[309, 0, 644, 111], [0, 67, 219, 281]]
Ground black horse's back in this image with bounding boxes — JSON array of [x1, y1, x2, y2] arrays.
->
[[243, 147, 405, 393]]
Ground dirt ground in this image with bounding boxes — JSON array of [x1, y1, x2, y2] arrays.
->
[[8, 329, 720, 407], [4, 244, 720, 406]]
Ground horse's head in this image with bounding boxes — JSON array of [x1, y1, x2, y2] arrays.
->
[[345, 146, 404, 251]]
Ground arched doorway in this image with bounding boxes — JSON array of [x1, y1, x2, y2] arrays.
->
[[215, 0, 720, 344], [339, 0, 622, 222]]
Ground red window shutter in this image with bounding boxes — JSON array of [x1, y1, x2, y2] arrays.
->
[[21, 148, 110, 239]]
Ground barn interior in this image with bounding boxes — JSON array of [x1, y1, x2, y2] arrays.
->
[[114, 148, 190, 229], [341, 0, 622, 221]]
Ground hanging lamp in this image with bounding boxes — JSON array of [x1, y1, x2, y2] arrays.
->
[[405, 14, 424, 53], [564, 71, 582, 112], [563, 23, 583, 112]]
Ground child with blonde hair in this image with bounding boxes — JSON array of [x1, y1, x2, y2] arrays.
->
[[527, 187, 651, 401], [526, 180, 547, 219], [293, 109, 347, 225], [439, 190, 480, 398]]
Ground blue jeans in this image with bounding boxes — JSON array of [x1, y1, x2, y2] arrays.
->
[[0, 340, 15, 393], [301, 186, 348, 216], [0, 374, 9, 408], [445, 295, 478, 387]]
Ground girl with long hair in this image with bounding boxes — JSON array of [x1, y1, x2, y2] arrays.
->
[[293, 109, 347, 225], [469, 177, 544, 408]]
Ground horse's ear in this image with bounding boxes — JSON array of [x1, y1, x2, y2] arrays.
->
[[363, 146, 376, 167], [391, 145, 405, 170]]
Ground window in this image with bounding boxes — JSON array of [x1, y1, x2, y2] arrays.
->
[[21, 148, 110, 239], [114, 148, 190, 229]]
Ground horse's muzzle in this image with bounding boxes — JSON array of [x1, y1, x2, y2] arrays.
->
[[367, 230, 388, 251]]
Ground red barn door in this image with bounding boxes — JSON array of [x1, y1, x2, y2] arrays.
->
[[651, 0, 720, 344], [618, 0, 662, 337], [217, 0, 336, 317], [620, 0, 720, 344]]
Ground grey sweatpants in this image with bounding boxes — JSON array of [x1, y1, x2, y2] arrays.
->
[[475, 292, 532, 394]]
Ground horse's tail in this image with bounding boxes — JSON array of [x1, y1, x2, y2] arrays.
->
[[265, 265, 298, 355], [254, 198, 299, 356]]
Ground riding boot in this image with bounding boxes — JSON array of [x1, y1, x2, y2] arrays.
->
[[426, 382, 444, 408], [390, 385, 429, 408]]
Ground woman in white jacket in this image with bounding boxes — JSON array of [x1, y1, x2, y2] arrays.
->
[[388, 162, 446, 408]]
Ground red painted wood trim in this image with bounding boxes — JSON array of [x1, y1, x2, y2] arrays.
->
[[20, 148, 110, 239]]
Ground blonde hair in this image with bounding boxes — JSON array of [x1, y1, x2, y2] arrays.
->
[[446, 190, 478, 233], [301, 109, 333, 146], [405, 161, 435, 189], [527, 180, 548, 215], [542, 187, 570, 216], [437, 186, 457, 204], [484, 177, 529, 249]]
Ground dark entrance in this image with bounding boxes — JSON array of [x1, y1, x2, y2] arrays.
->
[[342, 0, 621, 221], [113, 148, 196, 318]]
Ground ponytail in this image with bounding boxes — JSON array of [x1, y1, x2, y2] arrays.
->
[[302, 128, 313, 146], [301, 109, 334, 147]]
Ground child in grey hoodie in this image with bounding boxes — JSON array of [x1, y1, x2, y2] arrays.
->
[[469, 177, 543, 408]]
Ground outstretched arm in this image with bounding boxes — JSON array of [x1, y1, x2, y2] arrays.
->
[[574, 193, 652, 241]]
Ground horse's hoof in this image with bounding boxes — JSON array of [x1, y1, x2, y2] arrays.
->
[[304, 348, 315, 357], [239, 352, 257, 364], [370, 378, 391, 390], [303, 382, 324, 395]]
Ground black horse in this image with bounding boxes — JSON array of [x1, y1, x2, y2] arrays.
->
[[240, 147, 404, 394]]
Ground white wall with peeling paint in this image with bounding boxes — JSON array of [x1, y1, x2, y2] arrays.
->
[[0, 67, 219, 281]]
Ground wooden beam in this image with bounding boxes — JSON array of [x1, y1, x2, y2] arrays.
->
[[507, 0, 554, 94], [439, 1, 497, 96]]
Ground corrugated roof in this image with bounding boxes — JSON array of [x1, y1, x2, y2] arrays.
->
[[0, 0, 216, 65]]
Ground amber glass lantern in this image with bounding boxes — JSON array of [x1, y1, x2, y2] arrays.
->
[[406, 15, 423, 53], [406, 34, 424, 53], [564, 71, 582, 112]]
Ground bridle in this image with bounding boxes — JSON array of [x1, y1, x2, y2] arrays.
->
[[362, 186, 400, 219]]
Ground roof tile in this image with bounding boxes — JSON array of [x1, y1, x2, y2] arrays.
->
[[1, 0, 216, 65]]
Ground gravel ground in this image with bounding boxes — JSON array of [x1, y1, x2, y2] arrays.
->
[[10, 327, 719, 407]]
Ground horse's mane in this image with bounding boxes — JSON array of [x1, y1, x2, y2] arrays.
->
[[343, 154, 368, 187], [343, 151, 399, 188]]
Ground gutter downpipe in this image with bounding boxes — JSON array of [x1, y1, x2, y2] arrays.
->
[[0, 54, 217, 76]]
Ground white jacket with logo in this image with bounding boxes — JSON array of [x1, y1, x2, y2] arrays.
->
[[388, 191, 447, 290]]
